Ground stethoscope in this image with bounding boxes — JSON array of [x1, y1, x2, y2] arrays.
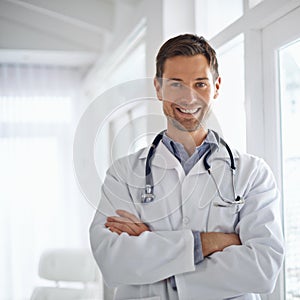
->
[[141, 130, 245, 207]]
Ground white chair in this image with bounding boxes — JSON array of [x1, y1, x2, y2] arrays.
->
[[30, 248, 101, 300]]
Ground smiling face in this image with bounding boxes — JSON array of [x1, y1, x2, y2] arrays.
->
[[154, 54, 221, 136]]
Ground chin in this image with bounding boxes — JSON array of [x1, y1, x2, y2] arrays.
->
[[172, 119, 203, 132]]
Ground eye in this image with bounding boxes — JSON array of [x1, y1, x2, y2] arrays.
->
[[195, 82, 207, 88], [170, 81, 182, 88]]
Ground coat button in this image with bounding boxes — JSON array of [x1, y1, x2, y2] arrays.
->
[[183, 216, 190, 225]]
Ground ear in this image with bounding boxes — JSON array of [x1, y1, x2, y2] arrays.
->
[[154, 77, 163, 101], [213, 76, 221, 99]]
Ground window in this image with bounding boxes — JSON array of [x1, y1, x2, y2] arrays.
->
[[214, 34, 246, 151], [279, 39, 300, 300], [195, 0, 243, 39], [0, 65, 86, 299], [0, 96, 71, 123]]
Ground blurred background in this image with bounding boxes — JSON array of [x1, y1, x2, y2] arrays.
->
[[0, 0, 299, 299]]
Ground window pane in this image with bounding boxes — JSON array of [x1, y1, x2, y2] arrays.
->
[[0, 137, 60, 298], [196, 0, 243, 39], [0, 96, 71, 123], [279, 39, 300, 300], [105, 42, 146, 91], [214, 34, 246, 151]]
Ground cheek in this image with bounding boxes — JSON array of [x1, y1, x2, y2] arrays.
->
[[163, 101, 171, 111], [162, 101, 175, 116], [162, 89, 176, 105], [162, 87, 183, 103], [162, 91, 173, 103], [200, 88, 215, 103]]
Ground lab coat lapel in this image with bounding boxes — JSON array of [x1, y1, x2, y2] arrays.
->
[[138, 142, 180, 169], [188, 143, 238, 175], [189, 146, 238, 208]]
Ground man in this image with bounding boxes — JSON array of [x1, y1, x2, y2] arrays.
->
[[90, 34, 284, 300]]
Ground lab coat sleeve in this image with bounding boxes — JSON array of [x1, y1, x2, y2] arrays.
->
[[175, 158, 285, 300], [89, 159, 195, 288]]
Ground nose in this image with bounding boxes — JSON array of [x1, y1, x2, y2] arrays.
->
[[179, 85, 199, 105]]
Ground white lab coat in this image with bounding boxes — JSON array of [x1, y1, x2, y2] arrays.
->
[[90, 141, 284, 300]]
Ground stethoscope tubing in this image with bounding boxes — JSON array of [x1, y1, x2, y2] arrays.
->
[[141, 130, 244, 206]]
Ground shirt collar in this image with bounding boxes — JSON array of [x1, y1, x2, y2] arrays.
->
[[162, 129, 218, 156]]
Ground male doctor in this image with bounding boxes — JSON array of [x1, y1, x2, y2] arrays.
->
[[90, 34, 284, 300]]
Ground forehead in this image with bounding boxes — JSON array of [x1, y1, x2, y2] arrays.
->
[[163, 54, 211, 78]]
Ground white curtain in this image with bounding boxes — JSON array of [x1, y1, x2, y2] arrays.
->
[[0, 64, 94, 299]]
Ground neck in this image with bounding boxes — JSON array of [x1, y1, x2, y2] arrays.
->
[[166, 127, 208, 156]]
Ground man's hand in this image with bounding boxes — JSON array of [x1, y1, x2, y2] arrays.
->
[[201, 232, 241, 257], [105, 209, 150, 236]]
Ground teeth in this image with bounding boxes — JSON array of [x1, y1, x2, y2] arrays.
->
[[178, 108, 199, 114]]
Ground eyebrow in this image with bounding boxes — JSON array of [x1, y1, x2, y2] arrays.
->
[[167, 77, 209, 81]]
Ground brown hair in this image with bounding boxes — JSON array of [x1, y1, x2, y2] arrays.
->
[[155, 34, 219, 82]]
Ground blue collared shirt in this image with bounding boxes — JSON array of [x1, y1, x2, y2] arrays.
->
[[162, 130, 218, 290], [162, 129, 218, 175]]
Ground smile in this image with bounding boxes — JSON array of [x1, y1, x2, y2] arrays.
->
[[177, 107, 200, 114]]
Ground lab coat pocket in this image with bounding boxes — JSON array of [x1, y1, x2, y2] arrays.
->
[[207, 196, 244, 232]]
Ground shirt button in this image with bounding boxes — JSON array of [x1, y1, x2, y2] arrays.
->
[[183, 216, 190, 225]]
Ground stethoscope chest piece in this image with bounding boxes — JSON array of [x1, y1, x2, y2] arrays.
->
[[141, 184, 155, 203]]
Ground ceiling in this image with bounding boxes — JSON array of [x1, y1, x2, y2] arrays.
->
[[0, 0, 139, 68]]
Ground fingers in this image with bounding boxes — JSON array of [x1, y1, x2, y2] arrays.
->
[[106, 216, 140, 235], [106, 215, 135, 224], [115, 210, 150, 232], [108, 226, 123, 235], [105, 210, 150, 236], [116, 209, 141, 223], [106, 221, 139, 236]]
